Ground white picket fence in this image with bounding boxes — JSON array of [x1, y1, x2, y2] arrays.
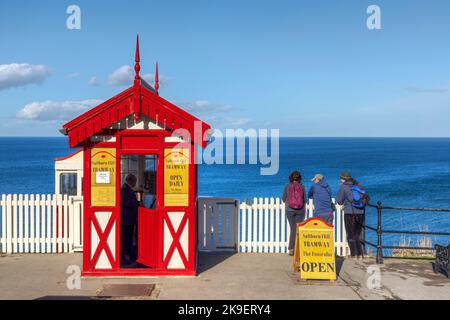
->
[[239, 198, 349, 256], [0, 194, 83, 254], [1, 194, 349, 256]]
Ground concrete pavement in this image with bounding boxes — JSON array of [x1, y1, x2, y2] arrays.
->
[[0, 252, 448, 300]]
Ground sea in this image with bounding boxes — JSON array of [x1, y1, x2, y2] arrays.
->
[[1, 137, 449, 251]]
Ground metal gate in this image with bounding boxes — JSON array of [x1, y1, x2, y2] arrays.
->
[[197, 198, 239, 252]]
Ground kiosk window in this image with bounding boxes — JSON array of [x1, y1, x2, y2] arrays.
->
[[121, 155, 157, 209], [60, 173, 77, 196]]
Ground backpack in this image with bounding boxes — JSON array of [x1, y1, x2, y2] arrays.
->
[[287, 182, 305, 209], [351, 185, 370, 209]]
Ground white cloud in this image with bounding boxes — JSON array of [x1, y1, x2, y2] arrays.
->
[[179, 100, 232, 113], [404, 86, 449, 94], [16, 99, 103, 122], [230, 118, 250, 127], [0, 63, 51, 90], [65, 72, 81, 79], [88, 76, 99, 86], [175, 100, 253, 129], [108, 65, 167, 86], [108, 65, 133, 86]]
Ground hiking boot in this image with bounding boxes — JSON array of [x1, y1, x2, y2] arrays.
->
[[288, 250, 294, 256]]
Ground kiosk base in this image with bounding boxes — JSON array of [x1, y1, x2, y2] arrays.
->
[[82, 269, 196, 277]]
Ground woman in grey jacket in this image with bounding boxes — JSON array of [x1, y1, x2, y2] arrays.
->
[[282, 171, 306, 256]]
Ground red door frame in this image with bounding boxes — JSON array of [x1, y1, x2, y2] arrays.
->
[[82, 139, 119, 274], [117, 130, 166, 270], [162, 140, 197, 272], [82, 129, 197, 276]]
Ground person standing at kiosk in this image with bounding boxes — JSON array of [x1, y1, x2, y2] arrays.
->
[[120, 174, 140, 266]]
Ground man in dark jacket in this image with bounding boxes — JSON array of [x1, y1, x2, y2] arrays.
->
[[120, 173, 140, 265], [336, 171, 365, 259], [308, 174, 334, 224]]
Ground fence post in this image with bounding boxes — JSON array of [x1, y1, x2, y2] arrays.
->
[[376, 201, 384, 264]]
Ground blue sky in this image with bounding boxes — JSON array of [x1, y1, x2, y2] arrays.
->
[[0, 0, 450, 137]]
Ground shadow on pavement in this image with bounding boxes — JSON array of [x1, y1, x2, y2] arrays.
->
[[197, 251, 236, 274], [336, 257, 345, 276]]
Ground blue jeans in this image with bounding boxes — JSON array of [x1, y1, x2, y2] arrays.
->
[[314, 211, 333, 225]]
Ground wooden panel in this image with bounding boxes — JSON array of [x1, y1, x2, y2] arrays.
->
[[121, 135, 160, 150], [137, 207, 158, 267]]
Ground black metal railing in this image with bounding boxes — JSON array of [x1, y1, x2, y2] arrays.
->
[[362, 202, 450, 264]]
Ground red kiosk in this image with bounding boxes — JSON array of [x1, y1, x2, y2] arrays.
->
[[60, 36, 211, 276]]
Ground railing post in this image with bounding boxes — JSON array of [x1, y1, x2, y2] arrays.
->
[[376, 201, 384, 264]]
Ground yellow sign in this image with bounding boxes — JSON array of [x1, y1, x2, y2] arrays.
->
[[91, 148, 116, 207], [164, 148, 189, 206], [293, 218, 336, 280]]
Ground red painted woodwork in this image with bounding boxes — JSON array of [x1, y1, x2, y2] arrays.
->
[[137, 206, 159, 268], [91, 209, 116, 268], [154, 62, 159, 94], [62, 84, 210, 148], [54, 148, 81, 161], [120, 135, 161, 150], [162, 210, 189, 268], [63, 36, 209, 277]]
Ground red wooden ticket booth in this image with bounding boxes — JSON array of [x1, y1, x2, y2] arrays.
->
[[60, 36, 211, 276]]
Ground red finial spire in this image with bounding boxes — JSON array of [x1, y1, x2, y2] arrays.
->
[[155, 62, 159, 94], [134, 34, 140, 80]]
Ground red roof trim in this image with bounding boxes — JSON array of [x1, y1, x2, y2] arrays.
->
[[63, 87, 135, 130], [54, 148, 82, 162], [62, 82, 211, 148]]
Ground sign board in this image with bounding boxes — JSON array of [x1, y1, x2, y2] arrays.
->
[[96, 172, 110, 184], [164, 148, 189, 206], [293, 218, 336, 280], [91, 148, 116, 207]]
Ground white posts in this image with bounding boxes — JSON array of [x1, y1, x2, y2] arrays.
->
[[252, 197, 258, 252], [240, 200, 247, 252], [64, 194, 71, 253], [72, 198, 83, 252], [0, 194, 82, 254], [269, 198, 275, 253], [6, 194, 12, 253], [29, 194, 35, 253], [238, 197, 349, 256], [0, 194, 348, 256], [1, 195, 5, 253], [274, 198, 281, 253], [24, 194, 29, 253]]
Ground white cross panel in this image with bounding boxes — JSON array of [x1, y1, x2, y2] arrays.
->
[[164, 211, 189, 269]]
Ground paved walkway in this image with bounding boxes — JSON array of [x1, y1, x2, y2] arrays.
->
[[0, 253, 448, 300]]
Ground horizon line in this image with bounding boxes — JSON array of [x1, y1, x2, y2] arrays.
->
[[0, 135, 450, 139]]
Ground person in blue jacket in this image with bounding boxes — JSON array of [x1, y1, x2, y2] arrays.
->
[[308, 174, 334, 224], [336, 171, 365, 259]]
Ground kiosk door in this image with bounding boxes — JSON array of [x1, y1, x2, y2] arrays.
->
[[137, 206, 158, 267], [136, 154, 159, 268], [120, 154, 159, 268]]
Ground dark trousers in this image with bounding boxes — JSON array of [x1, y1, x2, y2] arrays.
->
[[286, 209, 306, 250], [120, 225, 136, 264], [314, 211, 334, 225], [344, 214, 365, 256]]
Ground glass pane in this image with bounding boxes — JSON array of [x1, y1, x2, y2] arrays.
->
[[120, 154, 157, 209], [59, 173, 77, 196]]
